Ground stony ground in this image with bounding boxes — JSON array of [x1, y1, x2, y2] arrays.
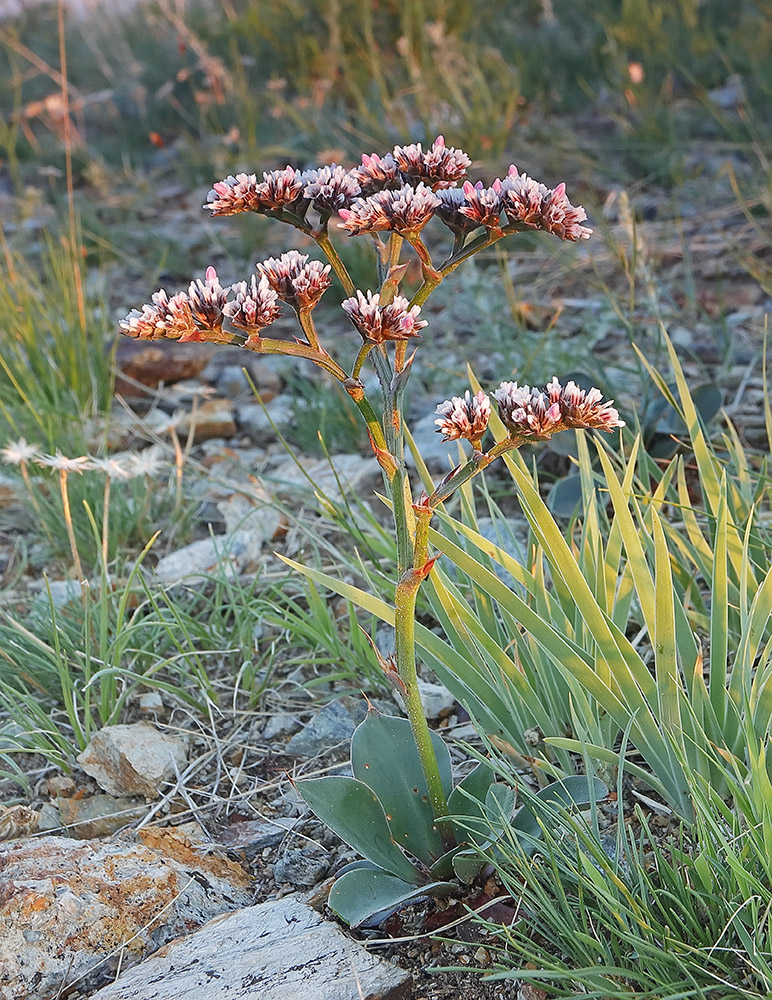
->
[[1, 39, 771, 997]]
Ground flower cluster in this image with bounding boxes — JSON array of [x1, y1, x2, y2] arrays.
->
[[302, 164, 361, 214], [223, 275, 281, 346], [501, 170, 591, 241], [257, 251, 332, 311], [342, 290, 428, 343], [120, 253, 332, 346], [493, 378, 624, 438], [339, 183, 441, 236], [205, 167, 306, 217], [203, 137, 591, 243], [392, 135, 471, 189], [434, 390, 491, 447]]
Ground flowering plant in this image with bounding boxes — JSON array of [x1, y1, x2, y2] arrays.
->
[[121, 136, 622, 925]]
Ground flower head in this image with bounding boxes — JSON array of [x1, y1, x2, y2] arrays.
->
[[393, 135, 470, 189], [350, 152, 400, 195], [256, 166, 307, 212], [223, 274, 281, 345], [119, 302, 164, 340], [493, 378, 623, 439], [338, 183, 440, 236], [435, 390, 491, 446], [205, 173, 261, 216], [548, 378, 624, 431], [493, 382, 563, 438], [302, 164, 361, 214], [125, 447, 168, 479], [151, 289, 197, 340], [37, 452, 94, 474], [539, 183, 593, 242], [502, 168, 592, 241], [1, 439, 41, 466], [434, 187, 480, 235], [90, 456, 132, 480], [121, 284, 227, 344], [187, 266, 229, 333], [257, 251, 332, 310], [341, 290, 427, 343], [458, 179, 504, 230]]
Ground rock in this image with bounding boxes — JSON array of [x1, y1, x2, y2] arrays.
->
[[0, 830, 251, 1000], [273, 847, 328, 888], [0, 471, 20, 507], [152, 527, 266, 586], [214, 364, 252, 398], [217, 816, 296, 854], [237, 394, 294, 443], [176, 397, 237, 442], [77, 723, 189, 799], [138, 691, 165, 714], [269, 453, 378, 503], [406, 411, 469, 471], [261, 712, 301, 740], [286, 700, 365, 756], [28, 578, 82, 607], [114, 340, 214, 395], [88, 896, 412, 1000], [58, 795, 147, 839], [218, 488, 280, 540], [415, 678, 456, 719], [37, 803, 62, 832]]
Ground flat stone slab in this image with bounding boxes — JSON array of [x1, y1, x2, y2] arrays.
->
[[90, 896, 412, 1000]]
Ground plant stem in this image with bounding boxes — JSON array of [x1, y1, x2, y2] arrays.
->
[[296, 307, 321, 351], [58, 469, 84, 585], [315, 229, 355, 297], [247, 335, 349, 382], [394, 503, 454, 849]]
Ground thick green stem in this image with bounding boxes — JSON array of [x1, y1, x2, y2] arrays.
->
[[344, 379, 389, 457], [394, 509, 454, 848]]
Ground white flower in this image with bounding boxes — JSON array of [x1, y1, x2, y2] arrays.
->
[[37, 452, 94, 474], [90, 456, 132, 480], [125, 447, 168, 478], [0, 439, 41, 466]]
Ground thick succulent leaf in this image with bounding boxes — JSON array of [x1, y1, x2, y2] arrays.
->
[[484, 783, 517, 837], [447, 761, 496, 845], [329, 867, 459, 928], [452, 848, 488, 884], [295, 774, 420, 883], [351, 712, 452, 866], [512, 775, 608, 848]]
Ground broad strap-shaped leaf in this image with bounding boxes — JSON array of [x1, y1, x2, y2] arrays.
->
[[512, 775, 608, 848], [295, 774, 420, 883], [351, 712, 452, 866], [447, 761, 496, 846], [328, 867, 458, 928]]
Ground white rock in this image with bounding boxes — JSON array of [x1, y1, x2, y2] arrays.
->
[[217, 488, 280, 540], [77, 722, 188, 799], [88, 896, 412, 1000], [268, 453, 378, 503], [416, 677, 456, 719], [153, 529, 263, 585], [138, 691, 165, 714]]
